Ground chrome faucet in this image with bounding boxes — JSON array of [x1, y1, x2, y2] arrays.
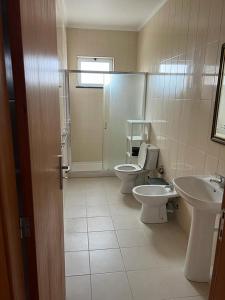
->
[[166, 183, 174, 191], [210, 174, 225, 189]]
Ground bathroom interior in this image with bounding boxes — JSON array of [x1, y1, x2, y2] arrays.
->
[[57, 0, 225, 299]]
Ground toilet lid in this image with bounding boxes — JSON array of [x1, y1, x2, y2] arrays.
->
[[138, 143, 148, 169]]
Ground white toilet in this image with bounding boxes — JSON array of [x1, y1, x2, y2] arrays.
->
[[132, 185, 178, 223], [114, 143, 159, 194]]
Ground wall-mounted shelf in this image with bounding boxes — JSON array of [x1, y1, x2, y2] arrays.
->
[[127, 120, 152, 124], [126, 120, 151, 163]]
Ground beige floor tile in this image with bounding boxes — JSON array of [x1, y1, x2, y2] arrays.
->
[[64, 233, 88, 251], [64, 205, 86, 218], [64, 180, 86, 195], [90, 249, 124, 274], [87, 217, 114, 231], [104, 176, 120, 184], [112, 215, 144, 229], [87, 205, 110, 217], [64, 177, 209, 300], [64, 191, 86, 206], [66, 275, 91, 300], [86, 195, 107, 206], [108, 192, 138, 202], [169, 296, 208, 300], [91, 272, 133, 300], [64, 198, 86, 208], [64, 218, 87, 233], [106, 192, 133, 203], [63, 185, 86, 195], [65, 251, 90, 276], [116, 229, 149, 247], [84, 181, 106, 193], [121, 246, 170, 270], [127, 268, 209, 300], [143, 222, 188, 261], [110, 204, 140, 216], [144, 220, 188, 246], [88, 231, 119, 250]]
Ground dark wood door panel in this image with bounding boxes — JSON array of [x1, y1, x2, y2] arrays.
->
[[209, 195, 225, 300], [19, 0, 65, 299], [0, 6, 26, 299], [5, 0, 65, 298]]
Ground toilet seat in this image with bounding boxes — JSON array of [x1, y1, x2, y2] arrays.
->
[[137, 142, 148, 169], [114, 143, 148, 175], [114, 143, 159, 194], [114, 164, 142, 173]]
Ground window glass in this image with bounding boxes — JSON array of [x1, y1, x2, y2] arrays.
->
[[77, 57, 114, 87]]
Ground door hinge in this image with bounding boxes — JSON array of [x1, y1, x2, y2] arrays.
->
[[219, 209, 225, 241], [20, 217, 31, 239]]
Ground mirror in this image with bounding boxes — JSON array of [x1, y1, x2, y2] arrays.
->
[[211, 43, 225, 144]]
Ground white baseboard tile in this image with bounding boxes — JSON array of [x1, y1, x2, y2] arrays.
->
[[70, 161, 115, 177], [69, 170, 115, 178], [71, 161, 103, 172]]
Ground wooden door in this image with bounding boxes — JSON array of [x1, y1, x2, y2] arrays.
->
[[0, 6, 26, 299], [209, 191, 225, 300], [5, 0, 65, 299]]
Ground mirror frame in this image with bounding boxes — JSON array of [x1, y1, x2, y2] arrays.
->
[[211, 43, 225, 145]]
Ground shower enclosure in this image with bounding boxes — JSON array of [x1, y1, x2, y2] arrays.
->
[[103, 73, 146, 170], [62, 70, 147, 173]]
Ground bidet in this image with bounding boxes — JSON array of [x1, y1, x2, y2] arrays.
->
[[132, 185, 178, 223]]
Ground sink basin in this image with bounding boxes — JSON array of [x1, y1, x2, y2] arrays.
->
[[173, 175, 223, 283], [173, 176, 223, 212]]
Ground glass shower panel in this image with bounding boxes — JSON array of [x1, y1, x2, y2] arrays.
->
[[69, 72, 105, 168], [103, 73, 146, 170]]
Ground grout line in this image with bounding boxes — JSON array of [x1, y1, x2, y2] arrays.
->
[[65, 274, 90, 277], [66, 274, 91, 279], [87, 226, 93, 300], [64, 216, 115, 220], [64, 225, 148, 234], [65, 250, 89, 253], [65, 246, 120, 253], [65, 265, 173, 278], [114, 227, 135, 300], [65, 270, 134, 277]]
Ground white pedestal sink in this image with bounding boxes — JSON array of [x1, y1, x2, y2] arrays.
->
[[173, 176, 223, 282]]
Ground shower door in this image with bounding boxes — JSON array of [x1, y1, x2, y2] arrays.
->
[[103, 73, 146, 170]]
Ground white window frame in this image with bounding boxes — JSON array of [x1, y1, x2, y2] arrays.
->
[[76, 56, 114, 88]]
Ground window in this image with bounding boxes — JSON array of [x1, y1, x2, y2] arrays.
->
[[77, 56, 114, 88]]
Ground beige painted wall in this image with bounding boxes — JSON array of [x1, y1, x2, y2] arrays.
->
[[137, 0, 225, 234], [67, 28, 138, 162]]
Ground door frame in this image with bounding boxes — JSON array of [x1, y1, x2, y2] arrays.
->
[[209, 190, 225, 299], [5, 0, 40, 297], [0, 5, 26, 298]]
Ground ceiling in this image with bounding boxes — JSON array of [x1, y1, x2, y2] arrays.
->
[[64, 0, 167, 31]]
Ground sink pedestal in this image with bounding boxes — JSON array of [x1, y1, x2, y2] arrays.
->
[[184, 208, 216, 282]]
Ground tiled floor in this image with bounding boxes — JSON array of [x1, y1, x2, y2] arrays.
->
[[63, 177, 209, 300]]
